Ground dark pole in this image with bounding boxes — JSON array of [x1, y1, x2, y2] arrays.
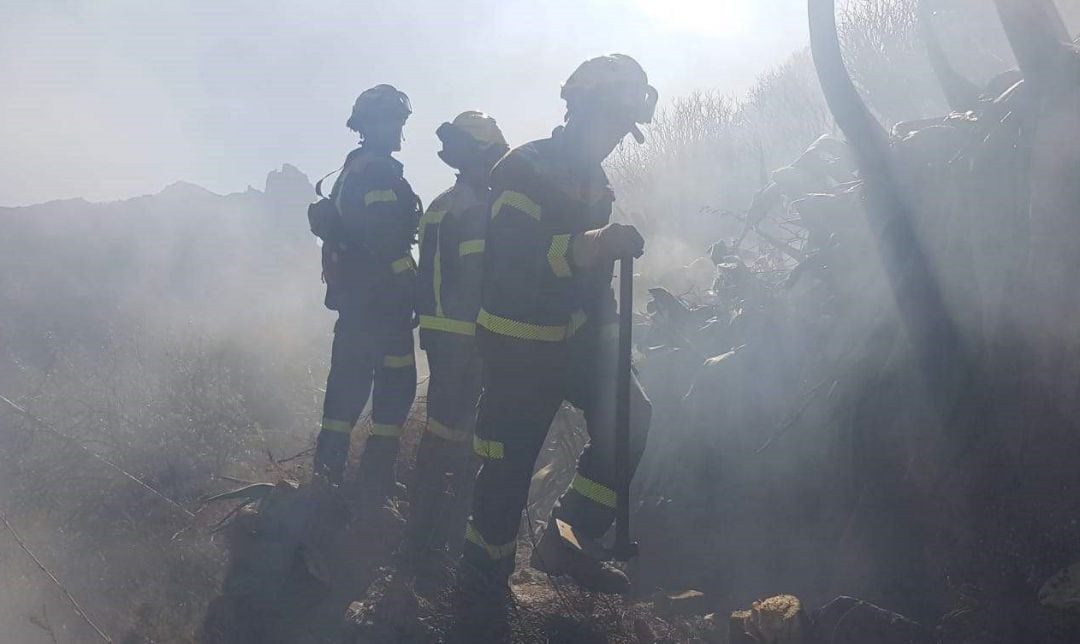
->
[[612, 255, 639, 561]]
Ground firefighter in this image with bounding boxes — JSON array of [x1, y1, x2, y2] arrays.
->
[[460, 55, 656, 598], [406, 111, 509, 572], [312, 84, 421, 503]]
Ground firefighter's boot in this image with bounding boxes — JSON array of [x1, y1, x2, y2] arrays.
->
[[529, 519, 630, 594], [449, 559, 514, 643]]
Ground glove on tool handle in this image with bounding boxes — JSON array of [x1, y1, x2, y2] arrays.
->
[[612, 255, 639, 562]]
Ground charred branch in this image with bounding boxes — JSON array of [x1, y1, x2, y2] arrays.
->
[[993, 0, 1076, 93], [808, 0, 968, 409], [919, 0, 982, 111]]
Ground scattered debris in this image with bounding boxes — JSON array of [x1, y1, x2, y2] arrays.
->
[[652, 588, 711, 616], [812, 596, 933, 644], [727, 594, 933, 644]]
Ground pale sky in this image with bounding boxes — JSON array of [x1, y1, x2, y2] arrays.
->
[[0, 0, 809, 206]]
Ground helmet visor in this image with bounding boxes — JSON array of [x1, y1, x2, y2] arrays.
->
[[598, 82, 658, 125], [397, 93, 413, 117]]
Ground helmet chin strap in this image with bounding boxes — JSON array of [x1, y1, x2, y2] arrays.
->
[[629, 124, 645, 144]]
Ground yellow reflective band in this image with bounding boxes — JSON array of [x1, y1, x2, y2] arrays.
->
[[371, 423, 403, 437], [418, 314, 476, 336], [570, 473, 617, 509], [492, 190, 541, 221], [427, 418, 470, 442], [547, 234, 572, 277], [391, 255, 416, 274], [477, 309, 587, 343], [418, 209, 446, 247], [321, 417, 354, 434], [434, 244, 444, 316], [364, 189, 398, 206], [383, 353, 415, 368], [465, 522, 517, 560], [458, 239, 485, 256], [473, 435, 505, 460]]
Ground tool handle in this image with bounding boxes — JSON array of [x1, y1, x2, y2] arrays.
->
[[613, 255, 638, 561]]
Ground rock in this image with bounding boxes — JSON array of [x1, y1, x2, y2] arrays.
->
[[219, 479, 331, 600], [812, 596, 932, 644], [728, 610, 756, 643], [264, 163, 312, 201], [745, 595, 806, 643], [342, 569, 428, 643], [1039, 562, 1080, 611]]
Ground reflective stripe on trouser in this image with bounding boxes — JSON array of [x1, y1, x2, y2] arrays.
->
[[427, 418, 468, 442], [320, 417, 354, 434], [371, 423, 404, 437], [465, 334, 653, 581], [462, 519, 517, 582]]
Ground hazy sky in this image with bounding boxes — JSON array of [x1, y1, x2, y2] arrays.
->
[[0, 0, 810, 206]]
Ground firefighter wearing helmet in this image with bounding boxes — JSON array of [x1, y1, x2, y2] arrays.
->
[[405, 111, 510, 575], [312, 84, 422, 509], [458, 55, 657, 606]]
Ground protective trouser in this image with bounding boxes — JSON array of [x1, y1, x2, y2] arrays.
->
[[406, 333, 482, 566], [314, 320, 417, 485], [462, 329, 652, 584]]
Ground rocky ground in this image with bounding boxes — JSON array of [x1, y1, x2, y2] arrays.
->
[[197, 424, 1002, 644]]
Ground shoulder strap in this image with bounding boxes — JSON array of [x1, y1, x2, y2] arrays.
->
[[314, 164, 345, 199], [316, 147, 368, 199]]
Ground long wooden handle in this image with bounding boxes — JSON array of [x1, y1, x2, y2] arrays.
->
[[613, 255, 637, 561]]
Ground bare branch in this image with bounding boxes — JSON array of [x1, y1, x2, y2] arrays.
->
[[0, 393, 194, 519], [1, 511, 113, 643]]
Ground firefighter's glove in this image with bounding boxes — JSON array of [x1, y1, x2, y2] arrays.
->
[[572, 223, 645, 269]]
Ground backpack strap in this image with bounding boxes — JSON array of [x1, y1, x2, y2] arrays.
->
[[315, 164, 345, 199], [317, 147, 370, 199]]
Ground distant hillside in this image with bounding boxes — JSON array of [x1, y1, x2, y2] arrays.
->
[[1, 163, 324, 370]]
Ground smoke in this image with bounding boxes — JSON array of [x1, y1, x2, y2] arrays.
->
[[0, 164, 340, 639], [2, 0, 1079, 638]]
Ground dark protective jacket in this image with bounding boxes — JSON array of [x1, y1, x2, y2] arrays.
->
[[416, 177, 489, 344], [477, 127, 618, 353], [327, 146, 421, 333]]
